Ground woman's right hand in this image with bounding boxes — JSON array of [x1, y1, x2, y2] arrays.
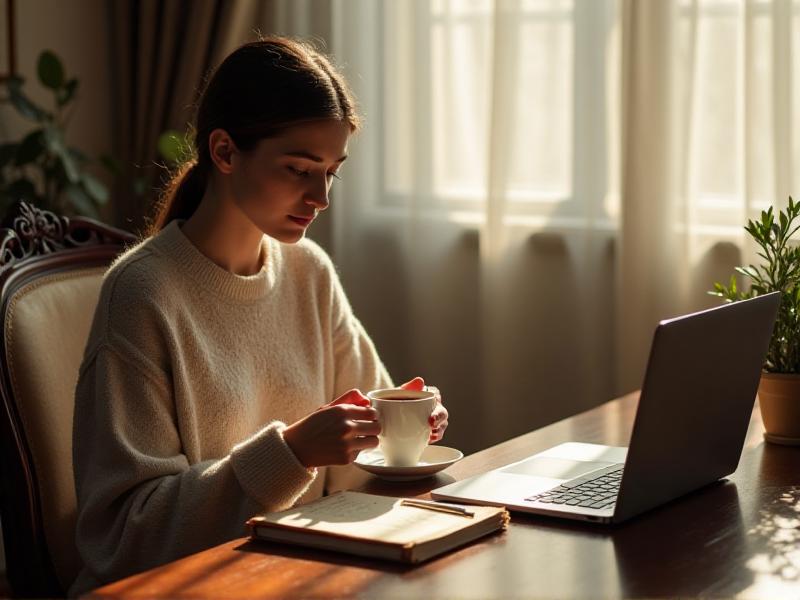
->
[[283, 389, 381, 468]]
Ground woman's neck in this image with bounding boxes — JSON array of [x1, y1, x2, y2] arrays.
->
[[180, 191, 265, 277]]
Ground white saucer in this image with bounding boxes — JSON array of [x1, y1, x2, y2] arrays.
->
[[354, 445, 464, 481]]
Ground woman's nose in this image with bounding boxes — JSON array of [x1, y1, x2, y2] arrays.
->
[[304, 176, 330, 211]]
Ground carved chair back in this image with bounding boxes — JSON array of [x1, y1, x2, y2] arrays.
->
[[0, 202, 136, 597]]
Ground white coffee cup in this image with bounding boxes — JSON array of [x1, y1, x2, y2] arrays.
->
[[367, 388, 436, 467]]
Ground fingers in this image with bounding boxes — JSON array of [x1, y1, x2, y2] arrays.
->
[[399, 376, 425, 391], [329, 388, 370, 407], [350, 435, 380, 452], [335, 403, 379, 421], [426, 385, 441, 403], [347, 418, 381, 437], [343, 420, 380, 464], [428, 404, 448, 427], [428, 425, 447, 442], [428, 403, 448, 443], [429, 421, 448, 443]]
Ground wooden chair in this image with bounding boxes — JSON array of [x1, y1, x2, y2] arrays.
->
[[0, 202, 136, 597]]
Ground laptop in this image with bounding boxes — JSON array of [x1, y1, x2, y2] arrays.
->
[[431, 292, 780, 524]]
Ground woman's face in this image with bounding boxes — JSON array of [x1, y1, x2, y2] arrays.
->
[[228, 119, 351, 243]]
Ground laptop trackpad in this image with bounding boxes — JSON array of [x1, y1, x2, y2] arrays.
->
[[500, 456, 615, 480]]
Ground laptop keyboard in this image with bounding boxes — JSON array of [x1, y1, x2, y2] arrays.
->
[[525, 465, 624, 510]]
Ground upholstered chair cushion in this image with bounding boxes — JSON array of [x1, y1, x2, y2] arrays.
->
[[4, 267, 105, 589]]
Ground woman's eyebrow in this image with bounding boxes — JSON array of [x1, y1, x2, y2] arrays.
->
[[284, 150, 348, 163]]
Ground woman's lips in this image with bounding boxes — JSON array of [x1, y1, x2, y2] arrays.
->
[[288, 215, 314, 227]]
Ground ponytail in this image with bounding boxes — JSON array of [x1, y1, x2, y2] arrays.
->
[[146, 160, 207, 236]]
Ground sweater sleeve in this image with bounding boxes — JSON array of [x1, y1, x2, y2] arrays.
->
[[328, 266, 394, 397], [71, 335, 316, 591]]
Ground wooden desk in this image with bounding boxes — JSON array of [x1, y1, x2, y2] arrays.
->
[[89, 393, 800, 599]]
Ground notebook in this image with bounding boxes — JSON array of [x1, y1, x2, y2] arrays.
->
[[247, 490, 509, 563]]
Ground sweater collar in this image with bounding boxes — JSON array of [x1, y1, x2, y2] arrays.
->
[[155, 219, 274, 302]]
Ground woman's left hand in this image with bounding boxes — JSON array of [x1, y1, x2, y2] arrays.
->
[[399, 377, 449, 444]]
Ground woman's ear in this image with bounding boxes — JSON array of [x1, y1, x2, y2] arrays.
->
[[208, 128, 238, 175]]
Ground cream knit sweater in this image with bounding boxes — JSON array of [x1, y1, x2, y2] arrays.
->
[[69, 219, 392, 596]]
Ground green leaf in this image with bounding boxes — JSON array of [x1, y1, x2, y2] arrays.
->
[[6, 77, 50, 123], [81, 172, 109, 205], [734, 266, 757, 280], [14, 129, 45, 166], [37, 50, 65, 90], [56, 78, 78, 107], [43, 126, 79, 183], [157, 130, 190, 164], [67, 146, 88, 164], [64, 183, 98, 217]]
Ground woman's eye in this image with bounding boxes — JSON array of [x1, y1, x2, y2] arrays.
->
[[287, 166, 341, 181], [288, 166, 310, 177]]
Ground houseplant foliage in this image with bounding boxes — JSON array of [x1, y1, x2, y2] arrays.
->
[[711, 196, 800, 444], [710, 197, 800, 372], [157, 129, 194, 167], [0, 50, 109, 218]]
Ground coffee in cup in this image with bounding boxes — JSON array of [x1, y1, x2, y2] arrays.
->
[[366, 388, 436, 467]]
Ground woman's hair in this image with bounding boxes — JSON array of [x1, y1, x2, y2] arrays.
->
[[146, 35, 361, 235]]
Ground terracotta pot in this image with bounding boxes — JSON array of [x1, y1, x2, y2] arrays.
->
[[757, 372, 800, 445]]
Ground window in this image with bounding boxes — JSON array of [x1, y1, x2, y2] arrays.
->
[[379, 0, 618, 230], [677, 0, 796, 237]]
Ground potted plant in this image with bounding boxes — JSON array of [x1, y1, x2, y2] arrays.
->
[[0, 48, 198, 227], [0, 50, 112, 219], [710, 196, 800, 445]]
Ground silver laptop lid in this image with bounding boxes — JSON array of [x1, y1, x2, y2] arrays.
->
[[613, 292, 779, 522]]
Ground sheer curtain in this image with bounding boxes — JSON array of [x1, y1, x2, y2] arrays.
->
[[617, 0, 800, 391], [271, 0, 799, 453], [329, 0, 618, 452]]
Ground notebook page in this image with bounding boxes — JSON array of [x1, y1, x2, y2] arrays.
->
[[264, 491, 494, 544]]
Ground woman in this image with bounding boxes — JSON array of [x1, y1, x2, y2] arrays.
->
[[70, 36, 448, 596]]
